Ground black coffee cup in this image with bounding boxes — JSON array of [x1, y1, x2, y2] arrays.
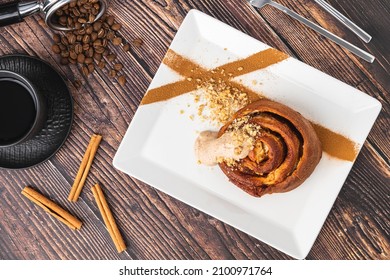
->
[[0, 70, 47, 148]]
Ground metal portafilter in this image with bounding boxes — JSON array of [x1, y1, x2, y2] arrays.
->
[[0, 0, 107, 31]]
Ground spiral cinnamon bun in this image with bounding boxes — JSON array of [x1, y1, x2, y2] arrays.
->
[[218, 99, 322, 197]]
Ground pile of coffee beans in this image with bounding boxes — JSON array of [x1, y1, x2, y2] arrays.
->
[[50, 0, 143, 87], [54, 0, 101, 29]]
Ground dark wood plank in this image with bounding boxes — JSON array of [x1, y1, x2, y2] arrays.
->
[[308, 142, 390, 259], [0, 0, 389, 260], [0, 162, 130, 259]]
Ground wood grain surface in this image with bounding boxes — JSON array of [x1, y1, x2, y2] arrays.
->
[[0, 0, 389, 260]]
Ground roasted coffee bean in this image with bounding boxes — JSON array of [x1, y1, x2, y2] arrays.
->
[[67, 33, 76, 44], [123, 43, 130, 52], [107, 53, 116, 62], [86, 25, 93, 34], [61, 50, 69, 58], [82, 65, 89, 76], [132, 38, 143, 47], [97, 28, 105, 39], [106, 30, 115, 40], [59, 43, 67, 51], [90, 4, 98, 12], [85, 57, 93, 64], [89, 14, 95, 23], [93, 21, 102, 31], [78, 28, 86, 35], [94, 46, 105, 54], [59, 16, 67, 25], [77, 53, 85, 63], [109, 69, 117, 78], [114, 63, 123, 71], [86, 48, 94, 58], [112, 37, 122, 46], [106, 15, 114, 26], [73, 8, 80, 17], [91, 7, 98, 15], [67, 17, 74, 27], [73, 79, 82, 90], [69, 58, 77, 65], [93, 52, 102, 61], [98, 61, 105, 69], [118, 75, 126, 86], [111, 23, 121, 31], [91, 32, 98, 41], [82, 43, 90, 51], [53, 34, 61, 43], [52, 44, 61, 54], [75, 22, 82, 30], [61, 36, 69, 46], [82, 34, 90, 44], [93, 39, 102, 47], [70, 50, 77, 60], [78, 17, 87, 24], [102, 22, 110, 29], [87, 63, 95, 73], [61, 50, 69, 57], [74, 43, 83, 54], [79, 7, 87, 14]]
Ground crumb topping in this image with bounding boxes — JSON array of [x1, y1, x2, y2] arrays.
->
[[222, 116, 262, 166], [192, 73, 250, 124]]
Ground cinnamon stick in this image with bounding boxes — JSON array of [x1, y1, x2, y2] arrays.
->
[[21, 186, 82, 230], [68, 134, 102, 202], [91, 183, 126, 253]]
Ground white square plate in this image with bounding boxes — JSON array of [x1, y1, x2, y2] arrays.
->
[[113, 10, 381, 259]]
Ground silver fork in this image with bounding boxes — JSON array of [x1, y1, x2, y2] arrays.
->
[[247, 0, 375, 63], [314, 0, 371, 43]]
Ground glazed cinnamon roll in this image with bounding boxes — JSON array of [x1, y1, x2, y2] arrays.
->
[[218, 99, 322, 197]]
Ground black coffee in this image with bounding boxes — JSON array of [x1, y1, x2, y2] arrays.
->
[[0, 79, 36, 145]]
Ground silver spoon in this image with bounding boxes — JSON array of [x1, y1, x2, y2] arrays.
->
[[247, 0, 375, 63], [314, 0, 371, 43]]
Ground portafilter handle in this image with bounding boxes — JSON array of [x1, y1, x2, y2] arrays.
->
[[0, 1, 41, 27]]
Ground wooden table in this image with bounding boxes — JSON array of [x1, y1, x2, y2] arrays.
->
[[0, 0, 389, 260]]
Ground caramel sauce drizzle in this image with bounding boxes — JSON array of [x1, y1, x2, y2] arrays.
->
[[141, 48, 358, 161]]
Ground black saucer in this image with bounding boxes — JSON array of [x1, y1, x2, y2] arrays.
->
[[0, 55, 73, 169]]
